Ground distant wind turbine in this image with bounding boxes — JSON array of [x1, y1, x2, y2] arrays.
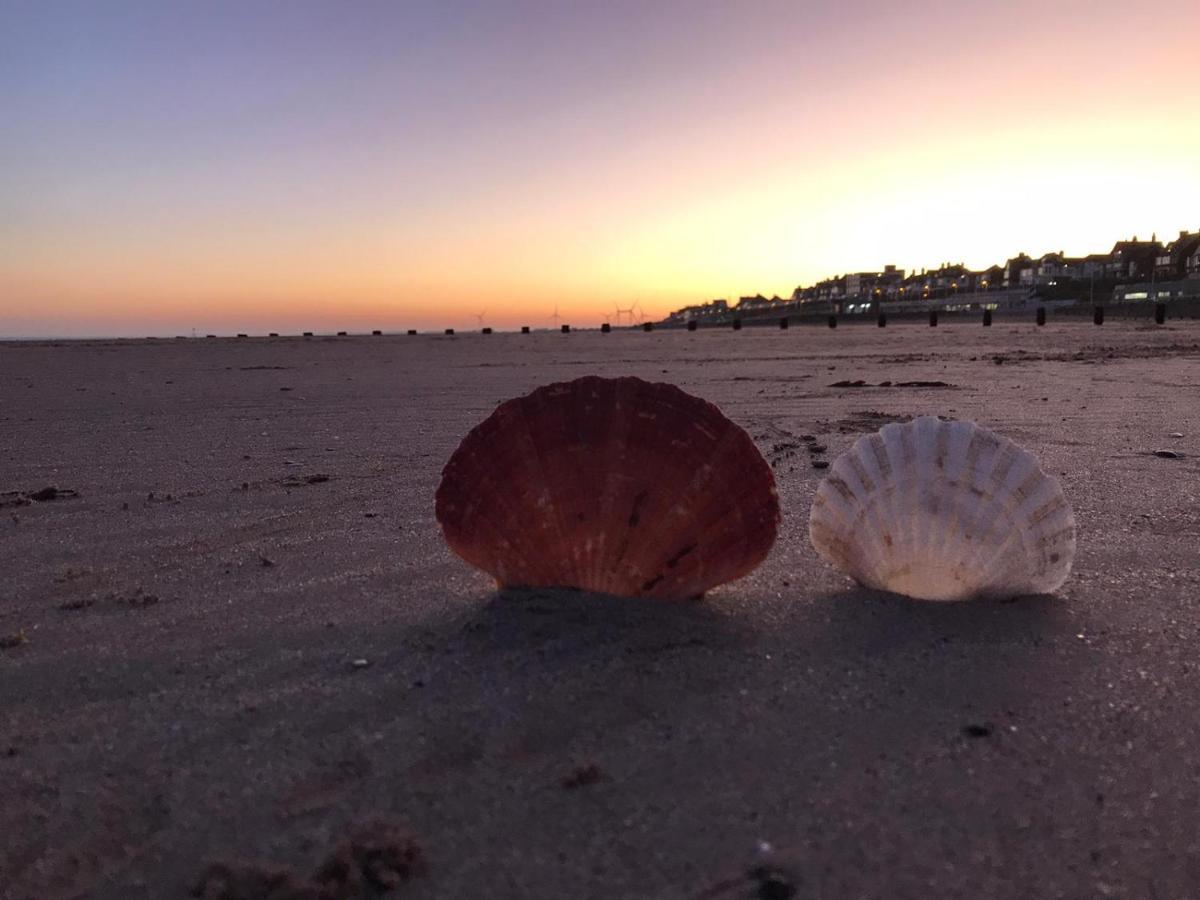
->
[[613, 301, 636, 326], [548, 302, 563, 328], [473, 308, 487, 327]]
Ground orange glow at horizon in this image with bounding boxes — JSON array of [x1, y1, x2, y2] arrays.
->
[[3, 2, 1199, 337]]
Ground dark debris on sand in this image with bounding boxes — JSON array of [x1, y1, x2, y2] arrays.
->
[[313, 819, 427, 896], [281, 473, 331, 487], [1, 486, 80, 507], [749, 866, 799, 900], [766, 442, 799, 468], [0, 629, 29, 650], [57, 589, 159, 612], [829, 380, 953, 389], [560, 763, 606, 790], [119, 588, 161, 608], [694, 863, 800, 900], [58, 596, 97, 611], [28, 485, 80, 502], [193, 820, 426, 900]]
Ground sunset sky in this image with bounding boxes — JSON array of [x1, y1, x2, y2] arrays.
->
[[2, 0, 1199, 336]]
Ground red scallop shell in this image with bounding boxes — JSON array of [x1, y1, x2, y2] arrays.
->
[[435, 376, 779, 599]]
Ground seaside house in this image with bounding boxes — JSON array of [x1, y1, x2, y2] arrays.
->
[[1155, 231, 1200, 279], [832, 267, 907, 304], [933, 263, 972, 294], [1079, 254, 1111, 279], [976, 265, 1004, 291], [1106, 237, 1162, 280], [900, 263, 980, 298], [843, 272, 880, 300], [685, 234, 1192, 325], [814, 276, 846, 304], [1004, 254, 1036, 288], [1109, 232, 1200, 304], [1063, 257, 1089, 279], [1036, 253, 1099, 284], [1035, 252, 1066, 283], [876, 264, 906, 300], [735, 294, 773, 313], [664, 299, 730, 324], [895, 270, 925, 300]]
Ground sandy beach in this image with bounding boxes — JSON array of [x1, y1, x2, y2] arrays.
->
[[2, 321, 1199, 899]]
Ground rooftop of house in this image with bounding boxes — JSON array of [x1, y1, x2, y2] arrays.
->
[[1111, 237, 1164, 255], [1163, 232, 1200, 260]]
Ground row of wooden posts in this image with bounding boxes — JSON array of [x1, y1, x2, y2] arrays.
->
[[216, 303, 1168, 338], [220, 323, 644, 337], [690, 302, 1168, 331]]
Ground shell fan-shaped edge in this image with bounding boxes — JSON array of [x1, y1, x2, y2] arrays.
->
[[808, 416, 1076, 601], [435, 376, 780, 600]]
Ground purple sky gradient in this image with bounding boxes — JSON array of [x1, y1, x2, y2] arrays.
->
[[2, 0, 1198, 335]]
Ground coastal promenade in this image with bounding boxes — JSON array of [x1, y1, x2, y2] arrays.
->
[[2, 323, 1199, 898]]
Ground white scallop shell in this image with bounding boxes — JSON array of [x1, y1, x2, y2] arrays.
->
[[808, 416, 1075, 601]]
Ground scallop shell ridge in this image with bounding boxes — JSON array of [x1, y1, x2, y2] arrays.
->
[[808, 416, 1075, 601], [435, 376, 779, 599]]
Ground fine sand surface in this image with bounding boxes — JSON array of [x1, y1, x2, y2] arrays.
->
[[2, 322, 1199, 899]]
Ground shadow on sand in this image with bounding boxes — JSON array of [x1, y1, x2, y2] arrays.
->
[[392, 582, 1076, 761], [798, 584, 1071, 655], [449, 585, 753, 657], [132, 581, 1084, 899]]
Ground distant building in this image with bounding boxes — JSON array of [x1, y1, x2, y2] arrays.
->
[[665, 299, 728, 323], [1155, 230, 1200, 279], [876, 264, 905, 299], [735, 294, 773, 312], [1034, 252, 1106, 284], [1004, 253, 1036, 288], [976, 265, 1004, 291], [1107, 237, 1162, 280], [664, 229, 1195, 324], [841, 272, 876, 299], [933, 263, 971, 293], [1079, 254, 1111, 278], [815, 276, 846, 303], [1035, 252, 1065, 282]]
